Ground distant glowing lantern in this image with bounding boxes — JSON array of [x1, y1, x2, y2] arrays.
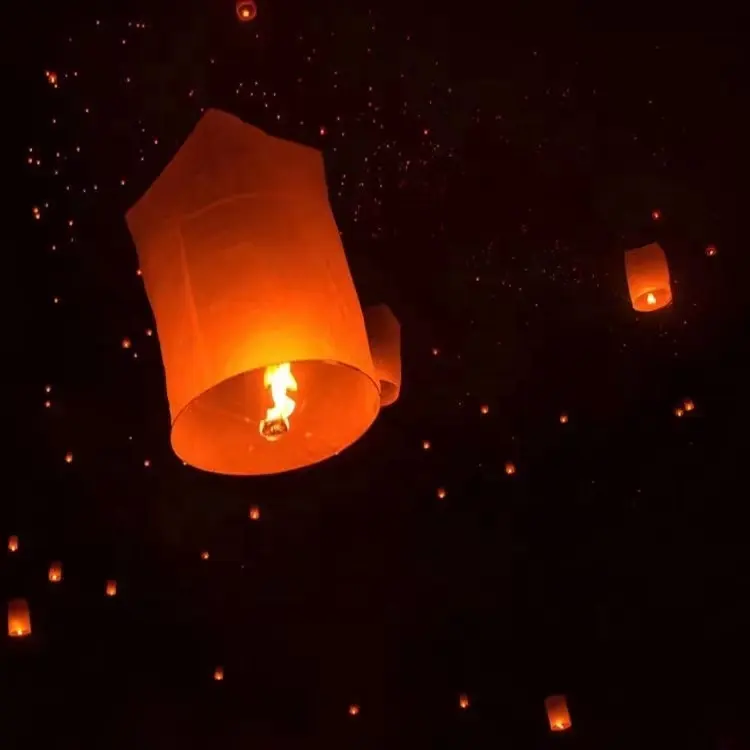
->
[[126, 109, 380, 476], [459, 693, 470, 709], [437, 487, 447, 499], [8, 598, 31, 637], [213, 666, 224, 681], [559, 413, 569, 424], [480, 404, 489, 415], [504, 461, 516, 475], [364, 304, 401, 407], [8, 535, 18, 552], [624, 242, 672, 312], [683, 398, 695, 412], [705, 244, 717, 257], [674, 407, 684, 418], [249, 505, 261, 520], [201, 551, 210, 560], [121, 337, 132, 349], [48, 561, 63, 582], [236, 0, 257, 21], [105, 580, 117, 597], [65, 451, 74, 463], [348, 704, 360, 716], [651, 209, 661, 220], [545, 694, 572, 732], [422, 440, 431, 450]]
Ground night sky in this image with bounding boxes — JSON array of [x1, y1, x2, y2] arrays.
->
[[7, 6, 750, 748]]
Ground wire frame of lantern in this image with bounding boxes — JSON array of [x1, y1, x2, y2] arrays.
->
[[363, 304, 401, 407], [624, 242, 672, 312], [126, 110, 381, 476], [8, 598, 31, 637], [545, 694, 572, 732], [48, 561, 63, 583]]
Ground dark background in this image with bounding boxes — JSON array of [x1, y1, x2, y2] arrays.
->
[[6, 5, 750, 748]]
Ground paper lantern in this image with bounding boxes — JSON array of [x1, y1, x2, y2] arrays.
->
[[624, 242, 672, 312], [248, 505, 261, 520], [364, 304, 401, 407], [8, 535, 18, 552], [545, 694, 572, 732], [236, 0, 257, 21], [105, 580, 117, 597], [48, 561, 63, 582], [459, 693, 470, 709], [126, 109, 380, 476], [8, 598, 31, 637], [213, 666, 224, 681], [348, 704, 360, 716]]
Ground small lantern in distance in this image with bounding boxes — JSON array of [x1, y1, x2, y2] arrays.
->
[[624, 242, 672, 312], [48, 561, 63, 583], [705, 244, 717, 257], [213, 666, 224, 681], [8, 535, 18, 552], [504, 461, 516, 476], [236, 0, 257, 21], [348, 704, 360, 716], [8, 598, 31, 637], [683, 398, 695, 412], [480, 404, 489, 415], [105, 580, 117, 597], [437, 487, 447, 500], [249, 505, 261, 520], [459, 693, 470, 709], [545, 694, 572, 732], [422, 440, 431, 450], [200, 550, 210, 561], [559, 413, 569, 424]]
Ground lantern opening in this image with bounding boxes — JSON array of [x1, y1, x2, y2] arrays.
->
[[259, 363, 297, 441]]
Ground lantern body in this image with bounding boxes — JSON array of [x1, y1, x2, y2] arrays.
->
[[545, 694, 572, 732], [8, 535, 18, 552], [214, 666, 224, 681], [8, 598, 31, 637], [105, 580, 117, 597], [624, 242, 672, 312], [126, 109, 380, 475], [236, 0, 257, 21], [48, 561, 63, 582], [364, 304, 401, 406]]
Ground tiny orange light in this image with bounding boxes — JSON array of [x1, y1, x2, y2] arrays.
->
[[559, 413, 569, 424], [105, 580, 117, 597], [504, 461, 516, 476], [437, 487, 447, 500], [65, 452, 74, 464], [683, 399, 695, 412], [213, 666, 224, 681], [249, 505, 261, 520], [459, 693, 470, 709], [143, 459, 151, 467], [651, 209, 661, 220], [674, 407, 684, 418], [422, 440, 431, 450], [348, 704, 360, 716], [480, 404, 489, 415], [431, 347, 439, 356], [705, 244, 717, 257], [48, 561, 63, 583], [8, 535, 19, 552], [200, 551, 210, 560], [236, 0, 257, 21], [121, 337, 132, 349]]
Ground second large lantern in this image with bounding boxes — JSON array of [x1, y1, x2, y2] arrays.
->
[[624, 242, 672, 312], [126, 109, 380, 475], [364, 304, 401, 407]]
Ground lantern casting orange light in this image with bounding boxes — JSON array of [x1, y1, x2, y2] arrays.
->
[[49, 561, 63, 582], [126, 109, 381, 476], [545, 694, 572, 732], [236, 0, 257, 21], [8, 535, 18, 552], [7, 598, 31, 637], [106, 580, 117, 597], [624, 242, 672, 312]]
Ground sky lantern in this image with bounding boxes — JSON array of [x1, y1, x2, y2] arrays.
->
[[236, 0, 257, 21], [8, 535, 18, 552], [348, 704, 360, 716], [459, 693, 470, 709], [624, 242, 672, 312], [248, 505, 261, 520], [545, 694, 572, 732], [105, 580, 117, 597], [126, 109, 380, 476], [8, 599, 31, 637], [213, 666, 224, 681], [364, 304, 401, 407], [48, 561, 63, 582]]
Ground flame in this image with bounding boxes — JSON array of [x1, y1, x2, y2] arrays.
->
[[259, 362, 298, 441], [646, 292, 656, 305]]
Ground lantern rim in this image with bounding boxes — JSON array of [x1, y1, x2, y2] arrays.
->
[[171, 358, 380, 475], [631, 286, 672, 312]]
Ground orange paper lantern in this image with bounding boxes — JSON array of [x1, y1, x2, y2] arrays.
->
[[236, 0, 257, 21], [364, 304, 401, 407], [545, 694, 572, 732], [8, 535, 18, 552], [624, 242, 672, 312], [248, 505, 261, 520], [459, 693, 470, 709], [126, 110, 380, 476], [105, 580, 117, 597], [8, 598, 31, 637], [48, 561, 63, 582], [213, 666, 224, 681]]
